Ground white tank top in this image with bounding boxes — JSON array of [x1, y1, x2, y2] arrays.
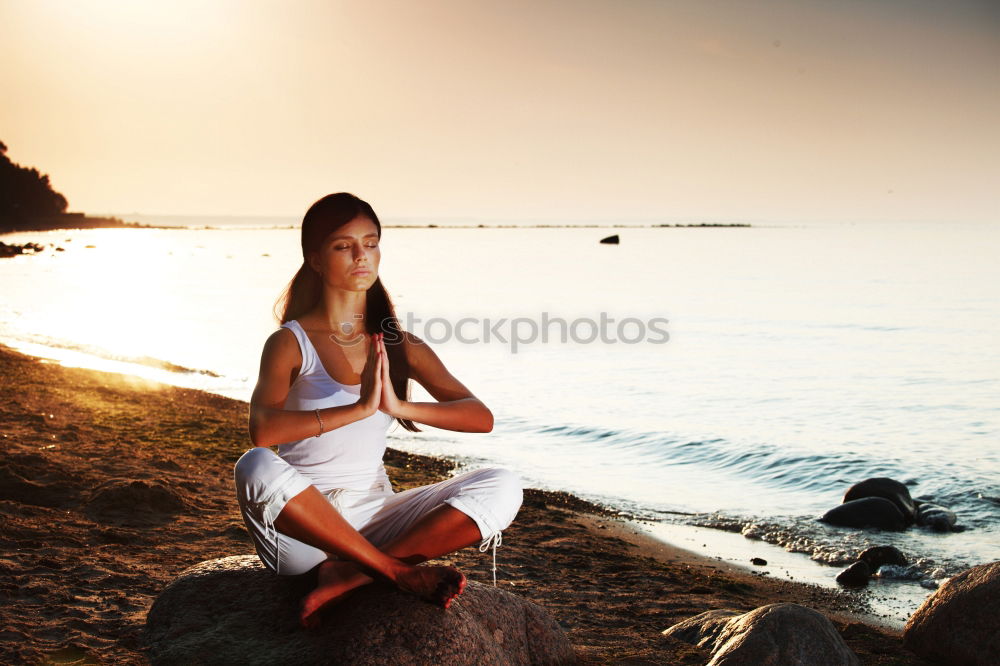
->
[[276, 319, 394, 493]]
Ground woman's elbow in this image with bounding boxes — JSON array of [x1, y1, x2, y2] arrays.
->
[[247, 412, 274, 448], [476, 406, 494, 433]]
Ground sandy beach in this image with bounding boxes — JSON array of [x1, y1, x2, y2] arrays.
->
[[0, 345, 931, 664]]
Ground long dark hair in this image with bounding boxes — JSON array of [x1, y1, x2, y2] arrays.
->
[[275, 192, 419, 432]]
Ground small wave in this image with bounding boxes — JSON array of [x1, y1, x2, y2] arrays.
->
[[1, 334, 221, 377], [502, 414, 1000, 531], [506, 417, 915, 497], [127, 355, 221, 377], [685, 512, 974, 586]]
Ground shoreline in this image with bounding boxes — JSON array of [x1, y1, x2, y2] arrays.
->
[[0, 221, 752, 234], [0, 213, 157, 234], [0, 336, 943, 628], [0, 345, 926, 663]]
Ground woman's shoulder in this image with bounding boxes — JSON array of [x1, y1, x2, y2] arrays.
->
[[261, 324, 303, 367], [270, 319, 301, 342], [395, 329, 443, 373], [395, 329, 425, 354]]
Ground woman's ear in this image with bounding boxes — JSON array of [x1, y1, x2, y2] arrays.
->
[[306, 251, 322, 275]]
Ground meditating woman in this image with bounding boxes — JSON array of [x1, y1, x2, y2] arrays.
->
[[233, 193, 523, 628]]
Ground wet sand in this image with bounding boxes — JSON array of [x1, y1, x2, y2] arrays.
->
[[0, 345, 929, 664]]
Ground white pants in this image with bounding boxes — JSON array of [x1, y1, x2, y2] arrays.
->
[[233, 447, 523, 576]]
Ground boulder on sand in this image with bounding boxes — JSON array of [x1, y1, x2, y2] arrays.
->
[[904, 560, 1000, 665], [663, 602, 859, 665], [144, 555, 575, 666]]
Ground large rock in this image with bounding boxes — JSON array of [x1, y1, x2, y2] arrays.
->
[[820, 497, 906, 531], [903, 560, 1000, 665], [661, 609, 741, 646], [663, 603, 859, 665], [145, 555, 575, 666], [842, 477, 916, 525]]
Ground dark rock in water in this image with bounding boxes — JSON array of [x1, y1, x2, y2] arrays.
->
[[663, 603, 859, 665], [915, 501, 957, 532], [751, 557, 767, 566], [0, 240, 44, 258], [599, 234, 619, 244], [857, 546, 908, 570], [85, 479, 186, 526], [145, 555, 575, 666], [820, 497, 906, 531], [843, 477, 916, 525], [836, 561, 872, 588], [904, 560, 1000, 665]]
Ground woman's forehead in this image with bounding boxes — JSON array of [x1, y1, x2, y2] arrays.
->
[[326, 216, 379, 241]]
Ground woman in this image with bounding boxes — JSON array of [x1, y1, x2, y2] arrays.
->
[[233, 193, 522, 629]]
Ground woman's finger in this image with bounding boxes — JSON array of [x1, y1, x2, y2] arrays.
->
[[367, 334, 379, 374], [361, 334, 379, 399]]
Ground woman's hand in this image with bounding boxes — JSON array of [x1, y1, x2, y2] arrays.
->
[[358, 333, 382, 416], [377, 334, 404, 417]]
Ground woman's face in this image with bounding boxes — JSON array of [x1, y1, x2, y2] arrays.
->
[[308, 215, 380, 292]]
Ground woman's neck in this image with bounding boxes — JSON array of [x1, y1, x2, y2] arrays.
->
[[313, 290, 367, 333]]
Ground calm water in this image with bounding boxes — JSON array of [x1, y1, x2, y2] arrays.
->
[[2, 220, 998, 621]]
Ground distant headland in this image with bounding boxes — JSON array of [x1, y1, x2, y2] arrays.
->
[[0, 140, 148, 234], [1, 212, 150, 233]]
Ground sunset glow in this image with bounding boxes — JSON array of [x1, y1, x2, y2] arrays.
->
[[1, 0, 997, 222]]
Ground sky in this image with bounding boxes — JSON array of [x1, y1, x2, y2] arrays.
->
[[1, 0, 998, 223]]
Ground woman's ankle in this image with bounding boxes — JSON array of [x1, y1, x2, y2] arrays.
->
[[375, 558, 413, 585]]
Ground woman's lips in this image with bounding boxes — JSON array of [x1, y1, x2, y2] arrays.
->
[[351, 269, 371, 275]]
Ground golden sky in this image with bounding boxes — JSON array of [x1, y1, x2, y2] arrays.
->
[[1, 0, 997, 222]]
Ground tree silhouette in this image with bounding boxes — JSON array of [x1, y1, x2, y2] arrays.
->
[[0, 140, 69, 221]]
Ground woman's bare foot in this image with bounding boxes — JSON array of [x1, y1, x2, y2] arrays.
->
[[300, 560, 373, 629], [394, 565, 467, 609], [301, 561, 467, 628]]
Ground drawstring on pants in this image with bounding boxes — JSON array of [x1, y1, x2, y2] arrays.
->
[[249, 490, 285, 568], [479, 531, 503, 586], [252, 500, 278, 551]]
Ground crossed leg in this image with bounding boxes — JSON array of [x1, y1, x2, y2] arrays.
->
[[274, 485, 482, 628]]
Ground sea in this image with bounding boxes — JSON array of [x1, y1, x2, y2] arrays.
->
[[2, 215, 998, 626]]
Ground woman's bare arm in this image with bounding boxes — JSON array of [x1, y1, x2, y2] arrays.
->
[[248, 328, 380, 447], [391, 332, 494, 433]]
